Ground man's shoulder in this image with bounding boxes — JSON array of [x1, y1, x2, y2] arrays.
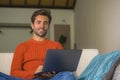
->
[[47, 39, 60, 44], [47, 39, 63, 49], [14, 39, 32, 53], [17, 39, 31, 47]]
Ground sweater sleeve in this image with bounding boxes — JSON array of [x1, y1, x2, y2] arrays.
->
[[10, 44, 35, 79], [55, 42, 64, 49]]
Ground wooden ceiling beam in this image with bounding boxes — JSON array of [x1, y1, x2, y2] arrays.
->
[[73, 0, 76, 9], [52, 0, 55, 8], [39, 0, 41, 6], [66, 0, 69, 8], [0, 0, 75, 9], [10, 0, 12, 6], [25, 0, 27, 6]]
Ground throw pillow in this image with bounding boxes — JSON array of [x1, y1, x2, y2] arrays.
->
[[103, 57, 120, 80]]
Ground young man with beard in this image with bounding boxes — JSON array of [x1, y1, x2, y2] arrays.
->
[[0, 9, 76, 80]]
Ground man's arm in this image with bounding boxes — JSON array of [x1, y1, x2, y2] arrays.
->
[[10, 44, 35, 78]]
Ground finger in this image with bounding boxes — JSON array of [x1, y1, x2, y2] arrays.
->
[[41, 73, 51, 77], [52, 71, 56, 74]]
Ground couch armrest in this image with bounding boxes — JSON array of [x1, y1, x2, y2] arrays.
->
[[75, 49, 99, 78], [0, 53, 13, 75]]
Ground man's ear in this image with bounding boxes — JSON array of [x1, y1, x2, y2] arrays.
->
[[31, 22, 33, 29], [30, 23, 33, 33]]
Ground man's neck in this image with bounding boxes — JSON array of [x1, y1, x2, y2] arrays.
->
[[32, 35, 46, 41]]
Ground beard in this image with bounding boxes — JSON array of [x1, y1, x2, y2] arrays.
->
[[33, 28, 48, 37]]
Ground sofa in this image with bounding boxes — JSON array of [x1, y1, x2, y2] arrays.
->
[[0, 49, 99, 79]]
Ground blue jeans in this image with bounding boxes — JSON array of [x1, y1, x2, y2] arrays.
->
[[0, 72, 75, 80]]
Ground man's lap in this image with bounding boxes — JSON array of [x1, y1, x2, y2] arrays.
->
[[0, 72, 75, 80]]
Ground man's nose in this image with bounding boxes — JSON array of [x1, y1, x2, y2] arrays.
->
[[40, 22, 45, 28]]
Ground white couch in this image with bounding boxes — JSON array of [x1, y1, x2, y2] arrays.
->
[[0, 49, 99, 79]]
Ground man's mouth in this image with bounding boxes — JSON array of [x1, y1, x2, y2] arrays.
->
[[39, 29, 44, 32]]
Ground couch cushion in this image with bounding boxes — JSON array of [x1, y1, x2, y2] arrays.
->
[[103, 56, 120, 80], [0, 53, 14, 75], [75, 49, 99, 78], [79, 50, 120, 80]]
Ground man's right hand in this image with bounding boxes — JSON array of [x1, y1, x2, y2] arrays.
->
[[35, 71, 56, 78], [34, 65, 43, 74], [34, 65, 56, 78]]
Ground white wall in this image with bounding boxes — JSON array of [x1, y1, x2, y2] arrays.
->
[[0, 28, 32, 52], [0, 8, 74, 52], [75, 0, 120, 53]]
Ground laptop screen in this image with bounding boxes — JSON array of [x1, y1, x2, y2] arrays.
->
[[35, 49, 82, 76]]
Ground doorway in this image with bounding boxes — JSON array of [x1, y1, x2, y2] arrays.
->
[[54, 24, 71, 49]]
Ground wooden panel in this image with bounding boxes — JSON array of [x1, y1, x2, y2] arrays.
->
[[0, 0, 9, 5], [54, 0, 67, 7], [27, 0, 39, 6], [12, 0, 25, 5], [68, 0, 74, 7], [41, 0, 53, 7]]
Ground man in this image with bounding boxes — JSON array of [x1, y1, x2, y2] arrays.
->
[[10, 8, 63, 79], [0, 9, 75, 80]]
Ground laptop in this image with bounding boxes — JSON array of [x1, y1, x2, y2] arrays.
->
[[35, 49, 82, 76]]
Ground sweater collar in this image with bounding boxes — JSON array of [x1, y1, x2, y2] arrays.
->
[[30, 38, 49, 44]]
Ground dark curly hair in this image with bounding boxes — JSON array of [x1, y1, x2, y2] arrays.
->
[[31, 9, 52, 24]]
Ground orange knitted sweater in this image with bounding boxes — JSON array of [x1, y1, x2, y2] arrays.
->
[[10, 38, 63, 79]]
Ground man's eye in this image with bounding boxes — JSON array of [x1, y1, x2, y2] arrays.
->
[[37, 21, 41, 24], [44, 22, 48, 25]]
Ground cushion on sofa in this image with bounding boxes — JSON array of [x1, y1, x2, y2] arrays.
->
[[79, 50, 120, 80], [0, 53, 14, 75], [75, 49, 99, 78], [103, 56, 120, 80]]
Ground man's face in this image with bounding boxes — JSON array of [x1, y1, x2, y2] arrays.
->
[[31, 15, 49, 37]]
